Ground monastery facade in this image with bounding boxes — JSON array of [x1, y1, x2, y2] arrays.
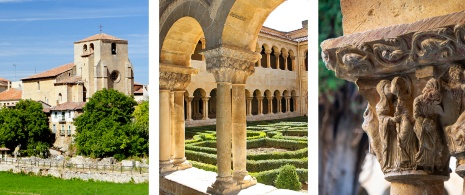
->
[[0, 33, 138, 150]]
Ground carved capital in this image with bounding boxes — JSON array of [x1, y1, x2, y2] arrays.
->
[[321, 12, 465, 82], [159, 71, 191, 91], [202, 45, 260, 84]]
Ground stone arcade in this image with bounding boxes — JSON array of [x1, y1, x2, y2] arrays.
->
[[322, 1, 465, 194], [159, 0, 307, 194]]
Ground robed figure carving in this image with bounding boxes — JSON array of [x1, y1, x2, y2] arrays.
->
[[391, 76, 418, 169], [376, 80, 397, 172], [413, 78, 447, 172]]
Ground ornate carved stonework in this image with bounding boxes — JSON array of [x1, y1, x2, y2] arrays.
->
[[322, 24, 465, 82], [159, 71, 191, 91], [159, 63, 199, 90], [202, 45, 260, 84]]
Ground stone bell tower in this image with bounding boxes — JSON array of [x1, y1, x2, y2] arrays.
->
[[73, 33, 134, 101]]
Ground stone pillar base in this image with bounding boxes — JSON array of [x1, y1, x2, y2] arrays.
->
[[207, 175, 257, 195], [160, 161, 177, 175], [386, 170, 448, 195], [173, 159, 192, 171]]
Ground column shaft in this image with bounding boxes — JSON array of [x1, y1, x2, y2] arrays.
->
[[257, 98, 263, 115], [246, 98, 253, 116], [286, 98, 291, 113], [266, 53, 271, 68], [159, 90, 171, 163], [232, 84, 247, 180], [173, 90, 186, 165], [277, 98, 282, 113], [202, 97, 210, 120], [170, 92, 175, 159], [186, 98, 193, 121], [216, 82, 233, 178], [267, 98, 273, 114]]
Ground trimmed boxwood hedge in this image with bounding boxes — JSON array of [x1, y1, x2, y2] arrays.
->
[[247, 148, 308, 161], [250, 168, 308, 186], [246, 158, 308, 172], [184, 116, 309, 187]]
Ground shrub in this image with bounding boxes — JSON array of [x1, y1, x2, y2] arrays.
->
[[275, 164, 302, 191]]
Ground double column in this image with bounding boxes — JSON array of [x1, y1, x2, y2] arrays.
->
[[159, 64, 198, 174], [203, 45, 260, 194]]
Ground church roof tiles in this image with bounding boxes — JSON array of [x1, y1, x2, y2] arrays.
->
[[0, 88, 22, 101], [75, 33, 127, 43], [22, 63, 74, 81], [50, 102, 85, 111]]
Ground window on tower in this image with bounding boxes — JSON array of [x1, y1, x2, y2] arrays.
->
[[111, 43, 117, 55]]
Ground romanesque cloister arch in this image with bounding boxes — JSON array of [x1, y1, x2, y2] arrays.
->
[[288, 50, 295, 71], [160, 0, 286, 193]]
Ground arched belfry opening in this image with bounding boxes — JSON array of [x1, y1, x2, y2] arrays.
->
[[111, 43, 117, 55]]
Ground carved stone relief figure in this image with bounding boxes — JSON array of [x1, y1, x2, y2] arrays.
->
[[391, 76, 417, 169], [375, 80, 397, 172], [441, 64, 465, 127], [413, 78, 446, 173]]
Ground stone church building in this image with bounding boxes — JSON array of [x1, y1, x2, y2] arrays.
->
[[18, 33, 135, 149]]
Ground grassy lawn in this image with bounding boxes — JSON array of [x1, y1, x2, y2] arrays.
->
[[0, 172, 148, 195]]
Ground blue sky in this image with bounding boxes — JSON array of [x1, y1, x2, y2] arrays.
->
[[0, 0, 148, 85]]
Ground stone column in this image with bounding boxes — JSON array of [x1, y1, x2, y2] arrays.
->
[[267, 97, 273, 114], [318, 11, 465, 194], [257, 97, 264, 115], [159, 64, 198, 173], [204, 45, 259, 194], [276, 96, 282, 113], [172, 90, 191, 169], [274, 51, 280, 69], [265, 50, 271, 68], [170, 91, 175, 159], [283, 53, 289, 71], [159, 89, 172, 173], [246, 97, 253, 116], [232, 84, 254, 186], [285, 97, 291, 113], [202, 97, 210, 120], [185, 97, 193, 121]]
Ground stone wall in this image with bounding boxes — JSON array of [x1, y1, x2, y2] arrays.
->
[[0, 156, 148, 184]]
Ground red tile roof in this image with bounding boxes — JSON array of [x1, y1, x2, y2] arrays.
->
[[0, 88, 22, 101], [50, 102, 85, 111], [0, 78, 9, 87], [75, 33, 127, 43], [22, 63, 74, 81]]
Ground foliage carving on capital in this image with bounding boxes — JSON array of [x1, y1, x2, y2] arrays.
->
[[322, 25, 465, 81], [159, 71, 191, 90], [202, 45, 260, 83]]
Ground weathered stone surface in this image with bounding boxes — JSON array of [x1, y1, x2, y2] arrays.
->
[[340, 0, 465, 35]]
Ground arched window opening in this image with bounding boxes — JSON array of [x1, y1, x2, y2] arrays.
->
[[305, 51, 308, 71], [191, 40, 203, 61], [208, 89, 217, 119], [58, 93, 62, 103], [90, 43, 94, 52], [287, 55, 293, 71], [260, 46, 267, 68], [279, 53, 285, 70], [83, 44, 88, 53], [270, 48, 277, 69], [111, 43, 117, 55], [83, 86, 87, 102]]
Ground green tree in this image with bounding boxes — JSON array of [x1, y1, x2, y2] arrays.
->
[[0, 100, 51, 156], [130, 101, 149, 157], [74, 89, 138, 159]]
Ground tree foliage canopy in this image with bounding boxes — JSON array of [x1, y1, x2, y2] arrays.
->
[[0, 99, 51, 155], [74, 89, 146, 159], [318, 0, 345, 94]]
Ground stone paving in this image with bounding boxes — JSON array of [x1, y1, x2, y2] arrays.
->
[[161, 167, 307, 195]]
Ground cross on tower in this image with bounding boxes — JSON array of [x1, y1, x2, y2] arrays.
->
[[99, 24, 103, 33]]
